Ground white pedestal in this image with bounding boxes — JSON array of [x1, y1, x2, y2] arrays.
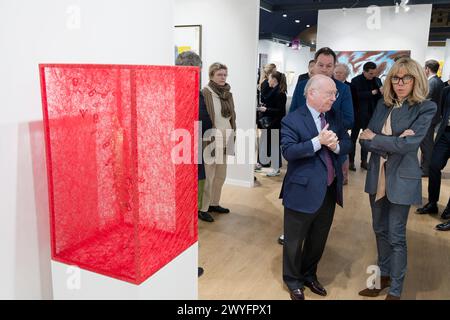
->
[[51, 243, 198, 300]]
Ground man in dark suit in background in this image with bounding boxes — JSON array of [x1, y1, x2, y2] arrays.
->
[[417, 85, 450, 231], [420, 59, 444, 177], [350, 62, 382, 170], [280, 75, 351, 300], [298, 59, 315, 82]]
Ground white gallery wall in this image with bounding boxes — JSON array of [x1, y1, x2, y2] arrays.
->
[[441, 40, 450, 82], [175, 0, 260, 188], [317, 4, 432, 65], [0, 0, 176, 299], [258, 40, 313, 97], [426, 46, 446, 62]]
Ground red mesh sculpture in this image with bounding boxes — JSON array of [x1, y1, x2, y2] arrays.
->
[[39, 64, 199, 284]]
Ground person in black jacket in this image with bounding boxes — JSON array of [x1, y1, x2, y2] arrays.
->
[[350, 62, 383, 170], [257, 63, 277, 106], [257, 71, 287, 176], [420, 59, 444, 177], [256, 63, 277, 169], [297, 59, 315, 83], [416, 85, 450, 231], [175, 51, 213, 276]]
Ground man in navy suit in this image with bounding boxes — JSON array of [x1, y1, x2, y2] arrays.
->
[[280, 74, 351, 300], [278, 47, 353, 247]]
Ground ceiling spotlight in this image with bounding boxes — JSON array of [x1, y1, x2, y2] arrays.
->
[[282, 14, 287, 18], [295, 19, 300, 23], [311, 41, 315, 45], [306, 24, 310, 27]]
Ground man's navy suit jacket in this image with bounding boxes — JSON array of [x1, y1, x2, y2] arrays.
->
[[280, 105, 352, 214]]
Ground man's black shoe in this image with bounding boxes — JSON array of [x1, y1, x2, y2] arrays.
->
[[349, 162, 356, 171], [360, 161, 368, 170], [289, 288, 305, 300], [416, 202, 438, 214], [305, 280, 327, 296], [198, 211, 214, 222], [436, 221, 450, 231], [441, 207, 450, 220], [208, 205, 230, 214], [198, 267, 204, 277]]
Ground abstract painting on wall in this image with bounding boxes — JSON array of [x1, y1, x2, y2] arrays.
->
[[336, 50, 411, 82]]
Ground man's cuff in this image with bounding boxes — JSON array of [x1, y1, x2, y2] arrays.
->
[[311, 137, 321, 152], [333, 144, 340, 155]]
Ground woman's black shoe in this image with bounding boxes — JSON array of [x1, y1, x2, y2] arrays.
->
[[198, 211, 214, 222], [208, 205, 230, 214]]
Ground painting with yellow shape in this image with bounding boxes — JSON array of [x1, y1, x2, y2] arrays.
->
[[438, 60, 444, 78], [177, 46, 192, 55]]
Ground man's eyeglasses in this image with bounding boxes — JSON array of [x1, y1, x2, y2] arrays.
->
[[391, 75, 414, 85], [312, 89, 339, 99], [323, 90, 339, 99]]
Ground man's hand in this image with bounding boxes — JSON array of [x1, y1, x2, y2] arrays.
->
[[318, 124, 338, 146], [257, 105, 267, 112], [372, 89, 379, 95], [399, 129, 415, 138], [360, 128, 376, 140]]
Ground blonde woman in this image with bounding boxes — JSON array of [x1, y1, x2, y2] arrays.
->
[[256, 63, 277, 170], [257, 71, 287, 176], [199, 63, 236, 222], [358, 57, 436, 300], [258, 63, 277, 97]]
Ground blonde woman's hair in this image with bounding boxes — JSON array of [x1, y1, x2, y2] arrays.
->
[[209, 62, 228, 79], [383, 57, 429, 107], [264, 63, 277, 75]]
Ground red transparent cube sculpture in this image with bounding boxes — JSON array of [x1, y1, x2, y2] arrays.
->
[[39, 64, 199, 284]]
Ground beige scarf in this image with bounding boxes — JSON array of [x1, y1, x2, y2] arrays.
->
[[375, 100, 403, 201], [205, 80, 234, 118]]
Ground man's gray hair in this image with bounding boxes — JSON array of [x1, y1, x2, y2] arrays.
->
[[335, 63, 350, 77], [175, 51, 202, 67], [304, 77, 316, 97]]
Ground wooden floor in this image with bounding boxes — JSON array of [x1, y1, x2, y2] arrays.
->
[[198, 148, 450, 300]]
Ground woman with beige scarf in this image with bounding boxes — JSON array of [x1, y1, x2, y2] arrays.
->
[[199, 62, 236, 222], [358, 57, 436, 300]]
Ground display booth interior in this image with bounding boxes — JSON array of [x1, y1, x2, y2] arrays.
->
[[40, 64, 199, 284]]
